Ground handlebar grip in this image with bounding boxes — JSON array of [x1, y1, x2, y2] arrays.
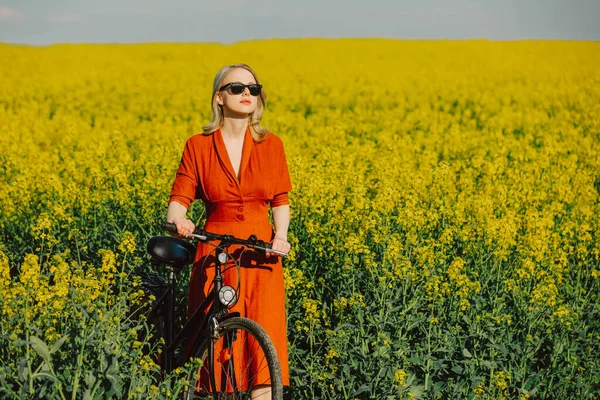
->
[[162, 222, 178, 233]]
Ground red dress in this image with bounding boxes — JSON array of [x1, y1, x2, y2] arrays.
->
[[169, 125, 292, 388]]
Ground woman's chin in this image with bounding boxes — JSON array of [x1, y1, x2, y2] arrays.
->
[[226, 108, 254, 118]]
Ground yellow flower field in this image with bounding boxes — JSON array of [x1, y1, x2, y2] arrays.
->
[[1, 39, 599, 399]]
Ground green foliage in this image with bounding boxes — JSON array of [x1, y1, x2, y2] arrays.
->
[[1, 40, 600, 399], [0, 249, 200, 399]]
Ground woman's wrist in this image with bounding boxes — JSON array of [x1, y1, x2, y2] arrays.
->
[[274, 232, 288, 242]]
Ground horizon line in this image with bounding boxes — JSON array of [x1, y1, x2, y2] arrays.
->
[[2, 37, 599, 48]]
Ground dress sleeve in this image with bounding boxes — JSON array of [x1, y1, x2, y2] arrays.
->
[[169, 138, 199, 209], [271, 139, 293, 208]]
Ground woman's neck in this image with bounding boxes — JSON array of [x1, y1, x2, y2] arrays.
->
[[220, 119, 247, 140]]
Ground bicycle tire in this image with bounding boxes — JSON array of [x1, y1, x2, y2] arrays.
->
[[182, 317, 283, 400]]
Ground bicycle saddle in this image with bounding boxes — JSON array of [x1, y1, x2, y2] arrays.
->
[[147, 236, 196, 270]]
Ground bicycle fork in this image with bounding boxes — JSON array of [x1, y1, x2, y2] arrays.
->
[[208, 244, 240, 396], [208, 317, 240, 397]]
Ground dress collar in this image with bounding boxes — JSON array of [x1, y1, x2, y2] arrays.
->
[[213, 124, 254, 187]]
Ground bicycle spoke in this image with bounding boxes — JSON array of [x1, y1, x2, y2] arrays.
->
[[241, 338, 270, 387], [184, 317, 282, 399]]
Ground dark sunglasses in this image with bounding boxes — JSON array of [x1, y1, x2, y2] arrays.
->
[[219, 82, 262, 96]]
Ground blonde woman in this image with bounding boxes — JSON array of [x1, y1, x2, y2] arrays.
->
[[167, 64, 292, 398]]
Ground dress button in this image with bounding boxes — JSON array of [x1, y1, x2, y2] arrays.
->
[[237, 206, 243, 212]]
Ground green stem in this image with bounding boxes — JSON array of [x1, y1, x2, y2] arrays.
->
[[25, 302, 33, 396], [71, 315, 88, 400], [126, 352, 136, 400], [425, 324, 431, 391], [74, 233, 82, 268], [89, 346, 106, 400], [46, 361, 67, 400], [341, 375, 347, 399]]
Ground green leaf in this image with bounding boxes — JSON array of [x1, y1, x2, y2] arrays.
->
[[373, 345, 389, 358], [350, 384, 370, 397], [451, 365, 464, 375], [462, 348, 472, 358], [409, 384, 425, 399], [50, 334, 69, 354], [333, 323, 356, 332], [84, 371, 96, 388], [30, 336, 51, 363], [106, 373, 123, 397], [32, 372, 57, 382], [17, 359, 28, 381]]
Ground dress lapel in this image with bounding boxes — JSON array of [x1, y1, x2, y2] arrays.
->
[[213, 125, 254, 188], [238, 125, 254, 185]]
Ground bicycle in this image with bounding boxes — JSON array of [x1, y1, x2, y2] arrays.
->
[[135, 221, 287, 399]]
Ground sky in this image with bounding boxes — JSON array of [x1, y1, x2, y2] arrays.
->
[[1, 0, 599, 45]]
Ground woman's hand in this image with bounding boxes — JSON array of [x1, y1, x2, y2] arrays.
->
[[171, 217, 195, 237], [268, 234, 291, 257]]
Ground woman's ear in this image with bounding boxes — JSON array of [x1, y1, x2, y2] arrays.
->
[[216, 93, 223, 106]]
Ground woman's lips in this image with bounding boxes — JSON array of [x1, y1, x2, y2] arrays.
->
[[240, 100, 251, 104]]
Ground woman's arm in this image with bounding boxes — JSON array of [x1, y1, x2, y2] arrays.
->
[[270, 204, 291, 256], [167, 201, 195, 236], [168, 137, 199, 237], [272, 204, 290, 240]]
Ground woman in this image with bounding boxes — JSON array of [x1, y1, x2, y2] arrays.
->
[[167, 63, 292, 398]]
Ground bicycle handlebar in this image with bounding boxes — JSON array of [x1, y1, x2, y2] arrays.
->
[[162, 222, 288, 257]]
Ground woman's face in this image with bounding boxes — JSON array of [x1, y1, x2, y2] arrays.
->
[[216, 68, 259, 117]]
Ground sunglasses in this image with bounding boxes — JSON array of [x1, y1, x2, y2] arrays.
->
[[219, 82, 262, 96]]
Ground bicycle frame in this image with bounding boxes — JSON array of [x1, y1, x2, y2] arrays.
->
[[142, 224, 288, 397], [147, 240, 238, 375]]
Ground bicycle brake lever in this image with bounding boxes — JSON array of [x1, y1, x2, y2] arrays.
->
[[186, 233, 208, 241], [258, 245, 288, 257]]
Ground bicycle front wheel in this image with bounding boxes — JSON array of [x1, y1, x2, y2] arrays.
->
[[183, 317, 283, 400]]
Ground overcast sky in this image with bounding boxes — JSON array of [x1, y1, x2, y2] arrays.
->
[[1, 0, 599, 45]]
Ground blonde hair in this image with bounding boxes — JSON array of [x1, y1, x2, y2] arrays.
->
[[201, 63, 269, 142]]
